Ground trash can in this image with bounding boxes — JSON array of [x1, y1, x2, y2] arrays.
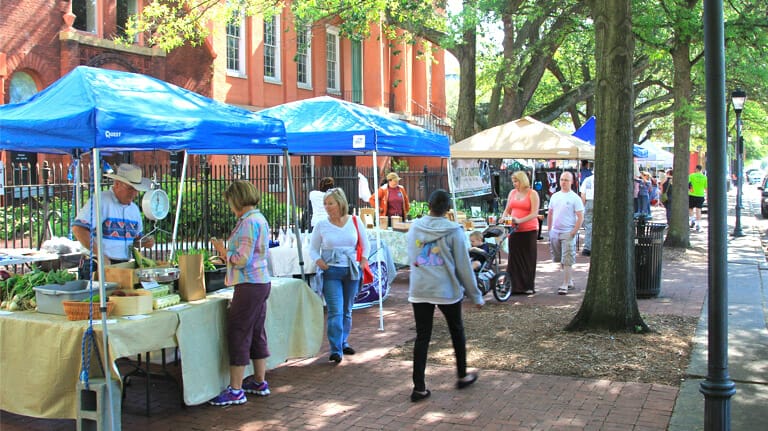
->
[[635, 218, 666, 298]]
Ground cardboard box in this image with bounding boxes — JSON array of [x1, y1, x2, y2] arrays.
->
[[104, 261, 169, 289], [391, 221, 411, 232], [359, 208, 376, 228], [104, 261, 139, 290], [109, 289, 153, 316]]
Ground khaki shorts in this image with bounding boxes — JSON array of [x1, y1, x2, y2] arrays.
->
[[549, 231, 577, 266]]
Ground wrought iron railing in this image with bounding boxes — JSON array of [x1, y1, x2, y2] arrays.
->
[[0, 160, 448, 259]]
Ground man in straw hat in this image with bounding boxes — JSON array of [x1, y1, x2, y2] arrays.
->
[[72, 163, 155, 279]]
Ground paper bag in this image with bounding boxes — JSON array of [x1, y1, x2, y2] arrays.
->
[[178, 254, 206, 301]]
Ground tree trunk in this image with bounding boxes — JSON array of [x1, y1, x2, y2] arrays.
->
[[665, 36, 694, 247], [453, 25, 476, 142], [567, 0, 647, 332]]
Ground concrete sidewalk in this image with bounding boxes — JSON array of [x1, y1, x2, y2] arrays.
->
[[1, 203, 766, 430], [668, 197, 768, 430]]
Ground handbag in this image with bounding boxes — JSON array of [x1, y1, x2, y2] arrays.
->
[[352, 216, 374, 285]]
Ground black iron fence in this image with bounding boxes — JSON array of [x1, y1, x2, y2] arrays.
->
[[1, 160, 448, 260]]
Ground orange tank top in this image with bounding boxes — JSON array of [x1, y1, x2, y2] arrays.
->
[[506, 189, 538, 232]]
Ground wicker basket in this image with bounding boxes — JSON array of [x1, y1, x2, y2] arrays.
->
[[62, 301, 116, 321]]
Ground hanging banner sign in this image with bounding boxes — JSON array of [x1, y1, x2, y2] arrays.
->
[[451, 159, 492, 198]]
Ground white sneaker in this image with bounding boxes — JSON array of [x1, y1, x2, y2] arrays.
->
[[558, 285, 568, 295], [567, 281, 575, 290]]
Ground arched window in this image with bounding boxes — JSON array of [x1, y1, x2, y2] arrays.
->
[[9, 71, 39, 104]]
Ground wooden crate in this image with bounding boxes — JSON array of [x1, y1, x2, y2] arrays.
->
[[104, 262, 139, 290], [109, 289, 153, 316]]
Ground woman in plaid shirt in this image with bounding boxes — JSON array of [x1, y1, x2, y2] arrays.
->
[[209, 181, 272, 406]]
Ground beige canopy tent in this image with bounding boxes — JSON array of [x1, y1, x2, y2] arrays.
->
[[450, 116, 595, 160]]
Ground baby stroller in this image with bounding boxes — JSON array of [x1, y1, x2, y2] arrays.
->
[[469, 224, 515, 302]]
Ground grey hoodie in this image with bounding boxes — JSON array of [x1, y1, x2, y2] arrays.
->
[[406, 215, 484, 305]]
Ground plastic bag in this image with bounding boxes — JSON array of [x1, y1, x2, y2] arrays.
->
[[358, 172, 372, 201]]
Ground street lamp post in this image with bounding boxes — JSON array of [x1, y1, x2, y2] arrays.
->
[[731, 89, 746, 237]]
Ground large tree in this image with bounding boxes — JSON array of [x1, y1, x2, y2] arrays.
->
[[567, 0, 647, 332]]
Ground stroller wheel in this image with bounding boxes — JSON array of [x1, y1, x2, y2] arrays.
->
[[492, 272, 512, 302]]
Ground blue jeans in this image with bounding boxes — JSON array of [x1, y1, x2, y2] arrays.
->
[[322, 265, 358, 356]]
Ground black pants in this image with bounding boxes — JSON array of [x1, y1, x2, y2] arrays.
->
[[78, 257, 128, 280], [411, 301, 467, 392]]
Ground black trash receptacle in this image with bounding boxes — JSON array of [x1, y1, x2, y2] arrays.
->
[[635, 219, 666, 298]]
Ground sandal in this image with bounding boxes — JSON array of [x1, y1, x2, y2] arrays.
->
[[410, 389, 431, 402]]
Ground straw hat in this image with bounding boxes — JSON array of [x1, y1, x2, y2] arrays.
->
[[104, 163, 151, 192], [386, 172, 401, 181]]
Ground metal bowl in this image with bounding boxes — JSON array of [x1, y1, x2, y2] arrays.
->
[[136, 267, 180, 283]]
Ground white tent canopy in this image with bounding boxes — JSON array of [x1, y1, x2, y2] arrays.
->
[[638, 141, 674, 167], [450, 116, 595, 160]]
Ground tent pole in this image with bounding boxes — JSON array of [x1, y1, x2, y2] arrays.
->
[[285, 150, 306, 280], [447, 158, 458, 213], [371, 151, 383, 331], [91, 149, 117, 430], [170, 152, 189, 262]]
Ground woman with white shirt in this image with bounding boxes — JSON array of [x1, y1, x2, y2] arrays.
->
[[309, 188, 370, 363], [308, 177, 335, 229]]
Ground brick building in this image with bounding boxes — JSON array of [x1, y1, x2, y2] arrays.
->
[[0, 0, 450, 185]]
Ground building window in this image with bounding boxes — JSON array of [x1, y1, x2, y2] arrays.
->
[[267, 155, 283, 192], [264, 15, 281, 82], [296, 26, 312, 89], [72, 0, 98, 33], [116, 0, 137, 39], [9, 72, 39, 104], [227, 13, 246, 76], [326, 26, 340, 94]]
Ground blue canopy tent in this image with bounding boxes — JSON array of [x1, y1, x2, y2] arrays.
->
[[0, 66, 287, 426], [573, 116, 649, 159], [259, 96, 449, 157], [260, 96, 451, 329], [0, 66, 285, 154]]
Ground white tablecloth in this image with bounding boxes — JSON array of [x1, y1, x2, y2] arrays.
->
[[267, 245, 317, 277]]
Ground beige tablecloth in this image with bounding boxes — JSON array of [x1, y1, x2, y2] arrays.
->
[[0, 277, 323, 418]]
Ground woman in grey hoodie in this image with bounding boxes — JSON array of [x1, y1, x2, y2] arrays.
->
[[406, 189, 484, 402]]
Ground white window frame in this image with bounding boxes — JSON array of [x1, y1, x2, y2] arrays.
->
[[296, 25, 312, 89], [267, 155, 283, 193], [263, 15, 282, 83], [226, 13, 247, 77], [73, 0, 98, 33], [116, 0, 138, 41], [326, 25, 340, 94]]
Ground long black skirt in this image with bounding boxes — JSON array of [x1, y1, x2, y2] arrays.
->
[[506, 229, 538, 294]]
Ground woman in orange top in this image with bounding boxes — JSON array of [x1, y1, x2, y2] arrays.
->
[[370, 172, 410, 218], [500, 171, 540, 294]]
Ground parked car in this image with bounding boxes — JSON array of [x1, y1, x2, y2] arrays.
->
[[759, 176, 768, 218], [747, 169, 764, 185]]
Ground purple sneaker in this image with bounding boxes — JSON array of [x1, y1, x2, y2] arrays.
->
[[209, 386, 247, 406], [242, 379, 270, 396]]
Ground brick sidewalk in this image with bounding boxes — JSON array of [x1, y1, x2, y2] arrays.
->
[[1, 227, 709, 431]]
